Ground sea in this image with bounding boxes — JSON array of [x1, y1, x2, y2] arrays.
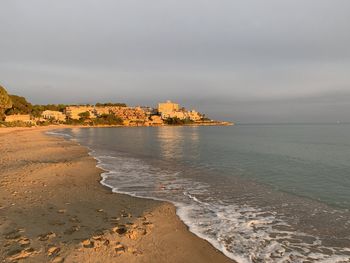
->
[[48, 124, 350, 263]]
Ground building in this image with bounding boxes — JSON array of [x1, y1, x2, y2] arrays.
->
[[187, 110, 202, 121], [5, 115, 33, 123], [161, 111, 186, 120], [65, 106, 96, 120], [42, 110, 66, 122], [158, 100, 180, 114], [140, 106, 157, 117]]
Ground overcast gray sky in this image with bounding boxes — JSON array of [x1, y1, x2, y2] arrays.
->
[[1, 0, 350, 123]]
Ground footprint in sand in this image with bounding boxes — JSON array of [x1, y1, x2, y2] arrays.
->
[[121, 211, 132, 218], [109, 217, 120, 226], [48, 246, 61, 257], [7, 247, 37, 261], [52, 256, 65, 263], [81, 239, 94, 248], [128, 225, 147, 240], [48, 220, 66, 226], [18, 237, 31, 247], [38, 231, 56, 241], [112, 225, 127, 235], [4, 229, 23, 240], [64, 225, 80, 235], [115, 243, 126, 255], [69, 216, 81, 223], [92, 229, 106, 238]]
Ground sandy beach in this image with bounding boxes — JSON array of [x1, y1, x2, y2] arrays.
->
[[0, 127, 234, 263]]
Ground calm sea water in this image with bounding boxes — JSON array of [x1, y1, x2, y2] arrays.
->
[[50, 124, 350, 262]]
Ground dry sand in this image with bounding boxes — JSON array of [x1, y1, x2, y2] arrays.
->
[[0, 127, 235, 263]]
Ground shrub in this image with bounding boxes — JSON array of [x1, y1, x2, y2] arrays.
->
[[93, 114, 123, 125], [164, 117, 194, 125]]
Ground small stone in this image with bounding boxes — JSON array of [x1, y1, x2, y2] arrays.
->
[[96, 209, 104, 212], [57, 209, 67, 214]]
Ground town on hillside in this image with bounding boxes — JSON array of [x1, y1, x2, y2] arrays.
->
[[0, 87, 232, 127]]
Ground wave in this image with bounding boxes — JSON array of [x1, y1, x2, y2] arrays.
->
[[90, 152, 350, 263], [46, 131, 72, 138], [47, 130, 350, 263]]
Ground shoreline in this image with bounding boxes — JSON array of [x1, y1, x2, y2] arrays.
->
[[0, 127, 235, 263], [1, 119, 234, 129]]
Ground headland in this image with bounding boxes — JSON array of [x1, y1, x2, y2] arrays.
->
[[1, 86, 233, 128]]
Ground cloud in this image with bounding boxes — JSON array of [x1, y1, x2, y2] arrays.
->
[[1, 0, 350, 122]]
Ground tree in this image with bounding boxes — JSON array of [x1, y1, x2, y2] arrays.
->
[[0, 86, 13, 120], [5, 95, 33, 115], [164, 117, 193, 125], [93, 114, 123, 125], [95, 102, 127, 107], [78, 111, 90, 121]]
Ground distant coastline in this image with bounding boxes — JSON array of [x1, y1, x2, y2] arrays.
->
[[1, 86, 232, 128]]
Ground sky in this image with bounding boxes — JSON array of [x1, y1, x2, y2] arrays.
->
[[1, 0, 350, 123]]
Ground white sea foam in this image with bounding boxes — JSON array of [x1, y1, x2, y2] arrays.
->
[[92, 153, 350, 263], [48, 131, 350, 263], [46, 131, 72, 138]]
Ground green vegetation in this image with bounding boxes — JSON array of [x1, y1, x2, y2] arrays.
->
[[164, 117, 194, 125], [0, 120, 34, 127], [78, 111, 91, 121], [5, 95, 33, 115], [65, 114, 123, 126], [1, 89, 68, 120], [95, 102, 127, 107], [0, 89, 207, 128], [0, 86, 13, 120], [65, 118, 86, 125], [92, 114, 123, 125], [32, 104, 67, 118]]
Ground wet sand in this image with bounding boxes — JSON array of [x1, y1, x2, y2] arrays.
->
[[0, 127, 235, 263]]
